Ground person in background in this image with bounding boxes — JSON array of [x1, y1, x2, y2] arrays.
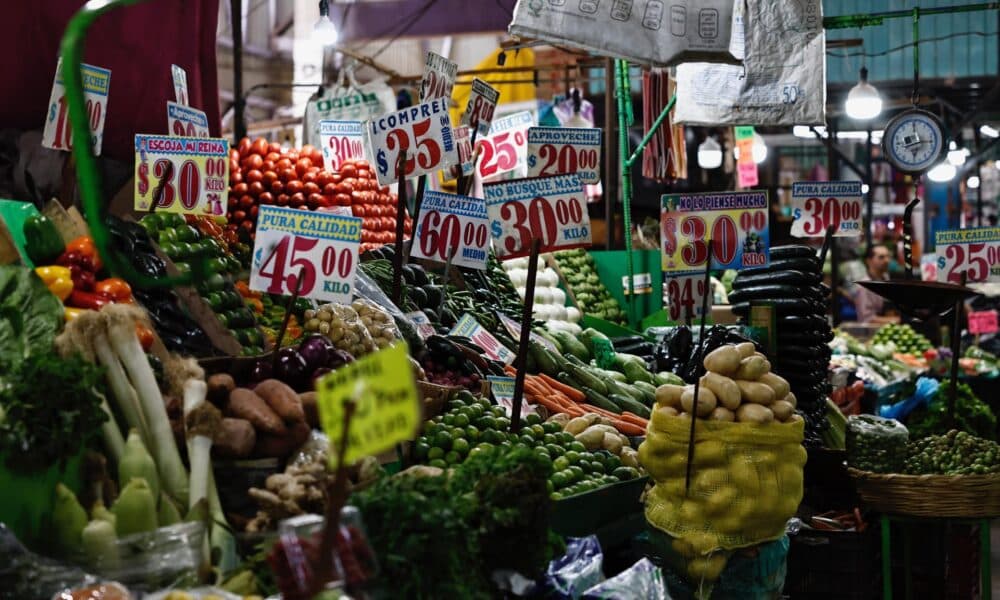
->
[[853, 245, 899, 324]]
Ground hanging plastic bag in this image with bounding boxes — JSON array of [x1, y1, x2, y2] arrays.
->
[[846, 414, 909, 473], [543, 536, 605, 600], [674, 0, 826, 125], [302, 71, 396, 149], [879, 376, 940, 421], [582, 558, 670, 600]]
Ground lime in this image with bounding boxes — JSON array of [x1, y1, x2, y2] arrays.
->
[[551, 472, 568, 488], [545, 443, 564, 457], [589, 460, 606, 474], [452, 438, 471, 455], [453, 414, 470, 427], [465, 425, 480, 441], [557, 432, 575, 445], [564, 450, 581, 465], [443, 415, 456, 427], [568, 465, 584, 480], [433, 431, 453, 450], [524, 413, 543, 426], [427, 447, 445, 461], [553, 457, 570, 472], [478, 416, 497, 431], [530, 424, 546, 439], [569, 441, 587, 453], [496, 417, 511, 430], [534, 446, 551, 459], [543, 422, 562, 434], [476, 442, 495, 452], [429, 459, 448, 469], [445, 451, 462, 464], [519, 434, 535, 446], [424, 422, 440, 436], [412, 441, 430, 461], [550, 492, 563, 501], [546, 479, 554, 493], [543, 434, 557, 445]]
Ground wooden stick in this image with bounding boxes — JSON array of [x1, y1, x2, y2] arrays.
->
[[685, 239, 714, 494], [391, 151, 408, 306], [316, 398, 357, 588], [510, 238, 542, 433], [404, 175, 427, 263], [271, 267, 306, 367], [948, 272, 967, 427]]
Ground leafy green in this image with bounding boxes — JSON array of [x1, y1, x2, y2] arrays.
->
[[0, 351, 108, 473], [906, 380, 996, 441], [0, 265, 63, 375]]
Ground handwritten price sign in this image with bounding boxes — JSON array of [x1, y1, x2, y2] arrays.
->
[[969, 310, 999, 335], [411, 191, 490, 270], [43, 60, 111, 155], [134, 135, 228, 216], [250, 206, 361, 303], [791, 181, 863, 238], [171, 64, 189, 106], [369, 98, 457, 186], [167, 101, 209, 138], [420, 52, 458, 101], [527, 127, 602, 184], [665, 274, 711, 321], [484, 174, 591, 259], [319, 120, 366, 172], [450, 313, 515, 364], [476, 111, 533, 181], [935, 227, 1000, 285], [452, 125, 475, 178], [460, 78, 500, 136], [661, 191, 770, 273]]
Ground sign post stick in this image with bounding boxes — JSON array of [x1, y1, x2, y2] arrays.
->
[[948, 272, 967, 427], [685, 239, 714, 494], [510, 238, 542, 433], [404, 175, 427, 263], [317, 398, 356, 586], [272, 268, 306, 371], [391, 151, 408, 306], [819, 225, 836, 319]]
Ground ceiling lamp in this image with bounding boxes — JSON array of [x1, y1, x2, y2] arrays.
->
[[697, 136, 723, 169], [732, 133, 768, 164], [968, 175, 981, 189], [313, 0, 339, 46], [927, 162, 957, 182], [845, 67, 882, 120], [947, 141, 968, 167]]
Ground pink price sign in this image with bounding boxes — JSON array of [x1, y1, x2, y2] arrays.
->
[[969, 310, 999, 335]]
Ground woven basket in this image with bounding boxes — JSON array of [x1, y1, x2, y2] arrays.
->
[[848, 467, 1000, 518]]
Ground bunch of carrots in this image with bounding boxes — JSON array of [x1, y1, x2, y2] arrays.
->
[[504, 366, 649, 436]]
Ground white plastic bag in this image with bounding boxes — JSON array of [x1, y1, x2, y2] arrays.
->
[[303, 75, 396, 149]]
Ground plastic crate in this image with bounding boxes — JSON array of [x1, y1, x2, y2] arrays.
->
[[784, 526, 881, 600]]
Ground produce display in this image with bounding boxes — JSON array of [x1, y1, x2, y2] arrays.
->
[[903, 430, 1000, 475], [552, 249, 627, 325], [870, 323, 933, 357], [504, 256, 582, 333], [906, 379, 996, 440], [846, 414, 910, 473]]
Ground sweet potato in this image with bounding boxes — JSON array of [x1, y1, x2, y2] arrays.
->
[[207, 373, 236, 407], [300, 392, 319, 428], [226, 388, 285, 434], [253, 420, 311, 458], [253, 379, 305, 423], [212, 418, 256, 459]]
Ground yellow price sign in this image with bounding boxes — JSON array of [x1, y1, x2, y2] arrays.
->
[[316, 343, 419, 465]]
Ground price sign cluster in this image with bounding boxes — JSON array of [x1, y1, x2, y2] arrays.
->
[[250, 205, 361, 303], [475, 111, 533, 181], [411, 191, 490, 270], [369, 98, 457, 186], [661, 191, 770, 273], [665, 274, 711, 321], [167, 101, 210, 138], [134, 135, 229, 216], [419, 52, 458, 101], [969, 310, 999, 335], [319, 120, 366, 172], [43, 60, 111, 155], [735, 125, 758, 188], [527, 127, 602, 184], [935, 227, 1000, 285], [791, 181, 863, 238], [484, 174, 591, 259], [460, 78, 500, 136]]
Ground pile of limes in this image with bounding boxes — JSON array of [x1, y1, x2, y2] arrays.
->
[[411, 391, 641, 500]]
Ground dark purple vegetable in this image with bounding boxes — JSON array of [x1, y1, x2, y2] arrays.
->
[[249, 360, 273, 384], [311, 367, 332, 390], [298, 334, 335, 371], [274, 347, 309, 391], [328, 349, 355, 368]]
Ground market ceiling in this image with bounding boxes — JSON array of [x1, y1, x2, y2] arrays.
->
[[334, 0, 515, 43]]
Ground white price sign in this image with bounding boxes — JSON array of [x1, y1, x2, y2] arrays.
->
[[250, 206, 361, 303], [171, 64, 189, 106], [368, 98, 458, 186], [527, 127, 602, 184], [790, 181, 863, 238], [935, 227, 1000, 285], [419, 52, 458, 101], [449, 313, 515, 364], [665, 274, 711, 321], [452, 125, 474, 178], [42, 60, 111, 155], [475, 111, 533, 181], [484, 174, 592, 259], [460, 78, 500, 137], [167, 101, 210, 138], [487, 375, 539, 418], [133, 135, 228, 216], [319, 120, 366, 172], [411, 191, 490, 270]]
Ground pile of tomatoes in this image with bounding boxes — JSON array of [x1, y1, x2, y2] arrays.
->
[[227, 137, 412, 252]]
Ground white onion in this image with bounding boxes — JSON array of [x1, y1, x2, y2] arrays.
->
[[565, 307, 582, 323], [551, 288, 567, 305], [516, 286, 527, 299], [534, 287, 553, 303], [551, 305, 568, 320]]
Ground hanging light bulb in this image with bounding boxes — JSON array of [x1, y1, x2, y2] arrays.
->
[[968, 175, 981, 189], [312, 0, 339, 46], [947, 141, 969, 167], [845, 67, 882, 120], [927, 162, 957, 182], [697, 136, 723, 169], [733, 133, 768, 164]]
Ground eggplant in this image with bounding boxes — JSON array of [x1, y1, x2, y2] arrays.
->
[[769, 245, 819, 260], [274, 347, 309, 391], [730, 298, 822, 316], [728, 284, 826, 304], [732, 270, 821, 290], [298, 334, 335, 371], [740, 256, 821, 276]]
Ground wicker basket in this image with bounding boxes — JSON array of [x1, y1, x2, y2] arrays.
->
[[848, 467, 1000, 517]]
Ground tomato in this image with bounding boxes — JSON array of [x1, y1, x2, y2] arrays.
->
[[233, 210, 247, 222], [340, 164, 358, 178], [333, 193, 351, 206], [307, 193, 324, 209], [356, 160, 371, 171], [314, 171, 332, 187], [251, 137, 269, 156], [270, 180, 285, 195], [250, 205, 259, 219], [265, 152, 281, 164], [239, 195, 255, 210], [307, 166, 320, 175], [361, 230, 372, 243], [295, 158, 312, 176], [262, 160, 275, 172], [303, 182, 320, 196], [300, 144, 316, 158], [232, 182, 248, 196], [353, 205, 366, 217], [230, 171, 243, 184], [238, 137, 252, 156], [286, 151, 299, 162], [243, 154, 263, 171], [240, 220, 254, 232], [302, 171, 317, 184], [276, 158, 292, 171], [260, 170, 278, 185], [290, 192, 306, 208], [332, 174, 343, 184], [276, 193, 290, 207], [135, 322, 155, 350], [286, 180, 304, 195], [249, 181, 265, 196], [317, 182, 334, 196], [280, 168, 298, 183], [229, 157, 240, 173], [269, 142, 283, 155], [245, 169, 264, 184], [258, 192, 274, 205], [227, 196, 238, 210], [335, 182, 354, 195], [357, 168, 370, 180]]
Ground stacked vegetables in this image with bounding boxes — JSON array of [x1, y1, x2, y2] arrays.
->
[[871, 323, 933, 357], [552, 249, 627, 325], [903, 430, 1000, 475], [504, 257, 582, 333], [730, 245, 832, 445]]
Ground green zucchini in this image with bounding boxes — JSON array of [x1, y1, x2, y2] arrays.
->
[[583, 387, 621, 414], [609, 394, 651, 418], [567, 363, 608, 395], [530, 342, 560, 377]]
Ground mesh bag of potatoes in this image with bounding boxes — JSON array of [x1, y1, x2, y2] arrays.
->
[[351, 298, 401, 349], [304, 303, 376, 356], [638, 342, 806, 586]]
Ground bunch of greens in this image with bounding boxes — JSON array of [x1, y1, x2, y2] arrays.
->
[[0, 351, 108, 473], [906, 380, 996, 441], [0, 265, 63, 377]]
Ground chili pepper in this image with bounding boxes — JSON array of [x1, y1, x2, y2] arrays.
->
[[34, 266, 74, 301], [65, 236, 102, 271], [72, 269, 96, 292], [95, 278, 133, 303], [22, 214, 66, 265], [135, 322, 155, 351], [67, 290, 113, 310]]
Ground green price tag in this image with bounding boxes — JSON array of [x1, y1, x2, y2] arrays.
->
[[593, 337, 617, 370]]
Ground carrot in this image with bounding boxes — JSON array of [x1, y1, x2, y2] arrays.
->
[[579, 403, 621, 419], [504, 365, 517, 377], [612, 420, 646, 436], [619, 412, 650, 427], [538, 374, 585, 402]]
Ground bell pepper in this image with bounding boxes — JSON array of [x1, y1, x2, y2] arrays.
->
[[135, 322, 155, 351], [65, 236, 103, 271], [67, 290, 113, 310], [95, 278, 134, 303], [64, 307, 92, 321], [34, 266, 74, 301], [22, 214, 66, 265]]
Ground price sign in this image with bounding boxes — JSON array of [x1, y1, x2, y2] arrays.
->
[[171, 64, 189, 106], [452, 126, 475, 178], [450, 313, 516, 364], [791, 181, 863, 237], [460, 78, 500, 137], [134, 135, 228, 216], [167, 101, 209, 138], [622, 273, 653, 295], [250, 206, 361, 303], [316, 343, 419, 465], [475, 111, 533, 181], [369, 98, 458, 186], [411, 191, 490, 270], [42, 60, 111, 155], [921, 254, 939, 282], [420, 52, 458, 102], [935, 227, 1000, 284], [319, 120, 366, 172], [969, 310, 999, 335], [405, 311, 437, 339], [661, 191, 770, 273], [664, 274, 711, 321], [735, 125, 758, 188], [498, 313, 557, 353], [484, 174, 591, 259], [527, 127, 602, 184], [488, 375, 539, 418]]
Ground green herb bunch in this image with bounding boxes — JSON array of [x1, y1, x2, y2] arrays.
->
[[907, 380, 996, 441]]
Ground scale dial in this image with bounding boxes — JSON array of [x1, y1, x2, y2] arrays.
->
[[882, 109, 945, 174]]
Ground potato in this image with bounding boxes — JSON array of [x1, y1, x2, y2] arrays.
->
[[656, 405, 679, 418], [734, 356, 769, 380], [602, 432, 624, 454], [655, 384, 685, 408], [253, 420, 311, 458], [253, 379, 305, 423], [206, 373, 236, 407], [735, 380, 776, 405], [547, 413, 571, 427], [619, 447, 640, 468], [575, 427, 605, 450], [708, 406, 735, 422], [757, 372, 790, 400], [681, 385, 717, 417], [782, 392, 797, 408], [736, 403, 775, 423], [771, 400, 795, 421], [300, 392, 319, 428], [226, 389, 285, 434], [565, 416, 593, 435], [786, 413, 804, 423], [735, 342, 756, 359], [700, 372, 740, 410], [703, 345, 741, 376], [213, 418, 256, 459]]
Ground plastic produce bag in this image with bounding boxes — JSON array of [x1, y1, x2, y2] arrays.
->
[[0, 523, 99, 600], [302, 76, 396, 149], [846, 414, 909, 473], [350, 298, 401, 349], [582, 558, 670, 600], [879, 377, 940, 421], [81, 521, 206, 592], [307, 303, 376, 357], [543, 536, 605, 600]]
